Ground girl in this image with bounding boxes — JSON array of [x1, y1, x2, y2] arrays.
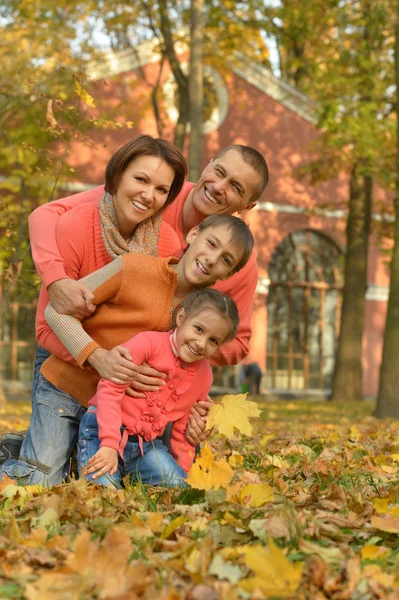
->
[[79, 289, 239, 488]]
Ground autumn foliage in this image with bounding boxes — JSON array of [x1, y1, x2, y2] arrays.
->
[[1, 396, 399, 598]]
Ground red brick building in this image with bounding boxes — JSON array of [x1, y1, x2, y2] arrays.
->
[[26, 46, 392, 397]]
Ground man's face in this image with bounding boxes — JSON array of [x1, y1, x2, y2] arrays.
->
[[191, 149, 261, 217]]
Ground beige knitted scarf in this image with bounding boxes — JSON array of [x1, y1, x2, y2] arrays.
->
[[99, 191, 162, 259]]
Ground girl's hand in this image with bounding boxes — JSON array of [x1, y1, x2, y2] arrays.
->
[[88, 346, 139, 384], [86, 446, 118, 479], [186, 396, 214, 446]]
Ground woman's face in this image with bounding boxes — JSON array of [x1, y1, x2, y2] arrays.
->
[[113, 155, 175, 240]]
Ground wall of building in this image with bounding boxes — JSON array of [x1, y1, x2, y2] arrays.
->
[[61, 56, 391, 398]]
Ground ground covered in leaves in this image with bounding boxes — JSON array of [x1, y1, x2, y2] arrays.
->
[[2, 397, 399, 599]]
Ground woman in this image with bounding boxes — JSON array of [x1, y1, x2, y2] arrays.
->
[[36, 135, 188, 364]]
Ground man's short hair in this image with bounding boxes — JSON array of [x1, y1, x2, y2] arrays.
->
[[214, 145, 269, 201]]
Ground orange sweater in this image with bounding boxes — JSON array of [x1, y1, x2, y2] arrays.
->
[[40, 254, 178, 406], [35, 198, 181, 363]]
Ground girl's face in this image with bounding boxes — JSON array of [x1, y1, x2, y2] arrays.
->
[[175, 307, 231, 363], [180, 225, 243, 288], [113, 155, 175, 240]]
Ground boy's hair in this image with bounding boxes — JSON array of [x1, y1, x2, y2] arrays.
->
[[197, 214, 254, 273], [173, 289, 240, 343], [214, 144, 269, 201]]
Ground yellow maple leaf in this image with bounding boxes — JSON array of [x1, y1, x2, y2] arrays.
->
[[74, 79, 96, 107], [206, 393, 261, 438], [228, 452, 244, 468], [186, 445, 234, 491], [239, 540, 303, 597], [363, 564, 395, 588], [361, 545, 391, 560], [236, 483, 274, 507]]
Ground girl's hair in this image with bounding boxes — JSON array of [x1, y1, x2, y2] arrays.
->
[[197, 214, 254, 274], [104, 135, 188, 208], [173, 288, 240, 343]]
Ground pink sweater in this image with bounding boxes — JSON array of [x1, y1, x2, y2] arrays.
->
[[35, 199, 181, 363], [92, 330, 213, 472], [29, 182, 258, 366]]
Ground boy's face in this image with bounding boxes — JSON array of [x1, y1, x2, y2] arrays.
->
[[182, 225, 244, 287], [191, 149, 261, 217]]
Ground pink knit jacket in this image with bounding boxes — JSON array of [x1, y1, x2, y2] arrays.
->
[[92, 331, 213, 472]]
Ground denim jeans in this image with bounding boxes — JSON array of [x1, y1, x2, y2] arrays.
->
[[78, 410, 187, 489], [3, 366, 86, 487]]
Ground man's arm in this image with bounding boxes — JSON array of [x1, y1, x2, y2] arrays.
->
[[28, 185, 104, 289], [211, 251, 258, 366]]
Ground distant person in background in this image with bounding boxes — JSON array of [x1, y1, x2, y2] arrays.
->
[[242, 361, 263, 395]]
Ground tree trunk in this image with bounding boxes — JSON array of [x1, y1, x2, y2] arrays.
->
[[374, 20, 399, 418], [188, 0, 204, 181], [158, 0, 189, 150], [330, 165, 372, 402], [173, 93, 190, 151]]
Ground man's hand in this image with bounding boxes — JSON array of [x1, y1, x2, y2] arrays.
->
[[125, 362, 167, 398], [186, 396, 214, 446], [88, 346, 139, 384], [86, 446, 118, 479], [48, 278, 96, 318]]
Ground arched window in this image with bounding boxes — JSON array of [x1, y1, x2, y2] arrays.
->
[[266, 229, 344, 391]]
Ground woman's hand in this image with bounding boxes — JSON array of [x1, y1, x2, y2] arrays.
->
[[86, 446, 118, 478], [88, 347, 139, 384], [125, 362, 168, 398], [186, 397, 214, 446]]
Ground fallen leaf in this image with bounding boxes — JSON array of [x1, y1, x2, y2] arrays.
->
[[186, 445, 234, 491], [206, 394, 261, 437], [208, 554, 244, 585], [361, 545, 391, 560], [239, 540, 303, 598], [299, 539, 344, 563], [236, 483, 274, 507], [371, 515, 399, 533]]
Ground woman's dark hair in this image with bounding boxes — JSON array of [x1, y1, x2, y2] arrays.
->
[[104, 135, 188, 209], [172, 288, 240, 343]]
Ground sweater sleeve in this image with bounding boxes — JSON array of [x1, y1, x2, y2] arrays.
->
[[28, 186, 104, 288], [44, 256, 124, 366], [170, 366, 213, 472], [95, 334, 153, 450], [210, 253, 258, 367]]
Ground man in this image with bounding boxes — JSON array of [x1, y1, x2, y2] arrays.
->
[[0, 144, 269, 481]]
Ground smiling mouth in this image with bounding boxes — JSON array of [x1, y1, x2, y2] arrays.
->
[[196, 259, 209, 275], [187, 343, 201, 356], [132, 200, 149, 211], [204, 188, 221, 204]]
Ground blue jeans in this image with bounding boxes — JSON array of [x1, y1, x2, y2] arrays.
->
[[78, 410, 187, 488], [3, 361, 86, 487]]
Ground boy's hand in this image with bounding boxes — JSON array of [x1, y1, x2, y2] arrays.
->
[[86, 446, 118, 479], [186, 396, 214, 446], [125, 362, 168, 398]]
